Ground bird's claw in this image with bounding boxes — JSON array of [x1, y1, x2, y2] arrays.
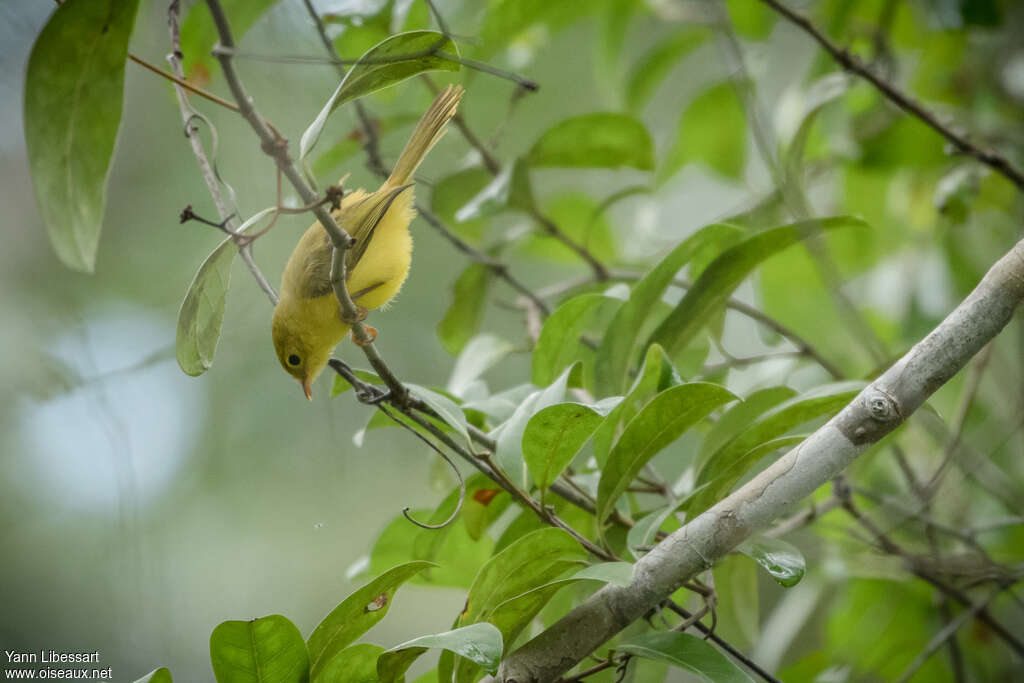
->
[[351, 324, 378, 347], [340, 305, 369, 325]]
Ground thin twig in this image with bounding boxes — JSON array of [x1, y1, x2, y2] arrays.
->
[[758, 0, 1024, 191], [129, 53, 239, 112]]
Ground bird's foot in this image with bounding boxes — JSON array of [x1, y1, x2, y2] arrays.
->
[[340, 305, 369, 325], [351, 324, 379, 347]]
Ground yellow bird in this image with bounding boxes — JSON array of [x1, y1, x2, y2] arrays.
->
[[272, 84, 464, 399]]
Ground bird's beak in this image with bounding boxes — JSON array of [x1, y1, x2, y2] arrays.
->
[[302, 377, 314, 401]]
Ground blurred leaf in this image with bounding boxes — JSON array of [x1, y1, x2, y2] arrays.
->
[[436, 261, 492, 355], [432, 169, 493, 242], [859, 117, 949, 169], [463, 484, 510, 541], [626, 30, 706, 110], [690, 382, 864, 514], [617, 632, 754, 682], [447, 334, 517, 397], [300, 31, 460, 159], [493, 364, 575, 488], [572, 561, 634, 587], [24, 0, 141, 273], [407, 383, 473, 451], [523, 402, 603, 493], [477, 0, 583, 58], [738, 536, 806, 587], [592, 344, 682, 466], [596, 223, 745, 395], [180, 0, 277, 82], [314, 643, 383, 683], [660, 82, 747, 182], [210, 615, 308, 683], [522, 192, 619, 265], [456, 159, 535, 221], [377, 624, 503, 682], [176, 207, 274, 376], [331, 369, 384, 396], [725, 0, 775, 38], [959, 0, 1000, 26], [133, 669, 173, 683], [330, 5, 391, 61], [307, 561, 433, 680], [526, 113, 655, 170], [648, 216, 866, 358], [714, 554, 759, 648], [596, 383, 736, 526], [533, 293, 621, 387], [783, 74, 850, 187]]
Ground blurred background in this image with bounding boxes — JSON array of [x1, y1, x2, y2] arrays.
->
[[3, 0, 1024, 681]]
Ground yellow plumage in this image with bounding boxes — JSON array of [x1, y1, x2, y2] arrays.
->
[[272, 84, 464, 399]]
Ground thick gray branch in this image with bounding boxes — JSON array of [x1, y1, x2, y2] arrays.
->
[[498, 235, 1024, 682]]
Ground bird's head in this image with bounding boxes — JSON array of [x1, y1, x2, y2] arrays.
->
[[272, 305, 333, 400]]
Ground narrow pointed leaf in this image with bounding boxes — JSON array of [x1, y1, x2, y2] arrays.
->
[[210, 615, 308, 683], [626, 30, 707, 110], [523, 402, 603, 493], [533, 293, 622, 387], [597, 383, 736, 525], [526, 113, 655, 170], [300, 31, 460, 159], [24, 0, 141, 273], [617, 632, 754, 683], [307, 561, 434, 680], [596, 223, 744, 395], [738, 536, 806, 587], [648, 216, 866, 357], [176, 207, 275, 376], [698, 386, 798, 468], [437, 263, 492, 355]]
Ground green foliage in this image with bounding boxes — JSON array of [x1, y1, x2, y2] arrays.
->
[[522, 402, 603, 493], [24, 0, 140, 273], [210, 615, 308, 683], [526, 113, 655, 170], [377, 623, 503, 681], [617, 632, 754, 682], [660, 82, 747, 182], [133, 670, 173, 683], [180, 0, 278, 82], [300, 31, 460, 159]]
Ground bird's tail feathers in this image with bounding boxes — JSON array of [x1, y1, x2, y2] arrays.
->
[[386, 84, 464, 187]]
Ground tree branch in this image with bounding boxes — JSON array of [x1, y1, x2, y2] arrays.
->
[[758, 0, 1024, 191], [498, 234, 1024, 681]]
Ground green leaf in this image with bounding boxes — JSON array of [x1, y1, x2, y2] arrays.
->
[[450, 528, 586, 682], [133, 669, 173, 683], [526, 113, 655, 170], [522, 402, 603, 493], [698, 386, 797, 468], [648, 216, 866, 358], [210, 615, 309, 683], [626, 30, 706, 110], [714, 554, 759, 648], [300, 31, 460, 159], [533, 293, 621, 387], [311, 137, 362, 181], [24, 0, 141, 273], [592, 344, 682, 466], [689, 382, 864, 514], [377, 624, 503, 682], [596, 383, 736, 526], [175, 208, 275, 376], [596, 223, 745, 395], [738, 536, 806, 587], [407, 383, 473, 451], [307, 561, 434, 681], [437, 263, 492, 356], [617, 632, 754, 683], [180, 0, 278, 82], [521, 192, 619, 266], [660, 82, 747, 183], [314, 643, 383, 683], [725, 0, 775, 39], [494, 365, 575, 488]]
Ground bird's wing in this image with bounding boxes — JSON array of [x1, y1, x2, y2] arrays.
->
[[343, 184, 414, 272]]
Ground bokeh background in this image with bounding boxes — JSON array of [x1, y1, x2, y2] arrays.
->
[[3, 0, 1024, 681]]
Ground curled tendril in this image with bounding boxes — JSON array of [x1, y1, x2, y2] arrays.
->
[[377, 403, 465, 531]]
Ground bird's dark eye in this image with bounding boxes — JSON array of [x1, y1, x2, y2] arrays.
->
[[288, 354, 301, 366]]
